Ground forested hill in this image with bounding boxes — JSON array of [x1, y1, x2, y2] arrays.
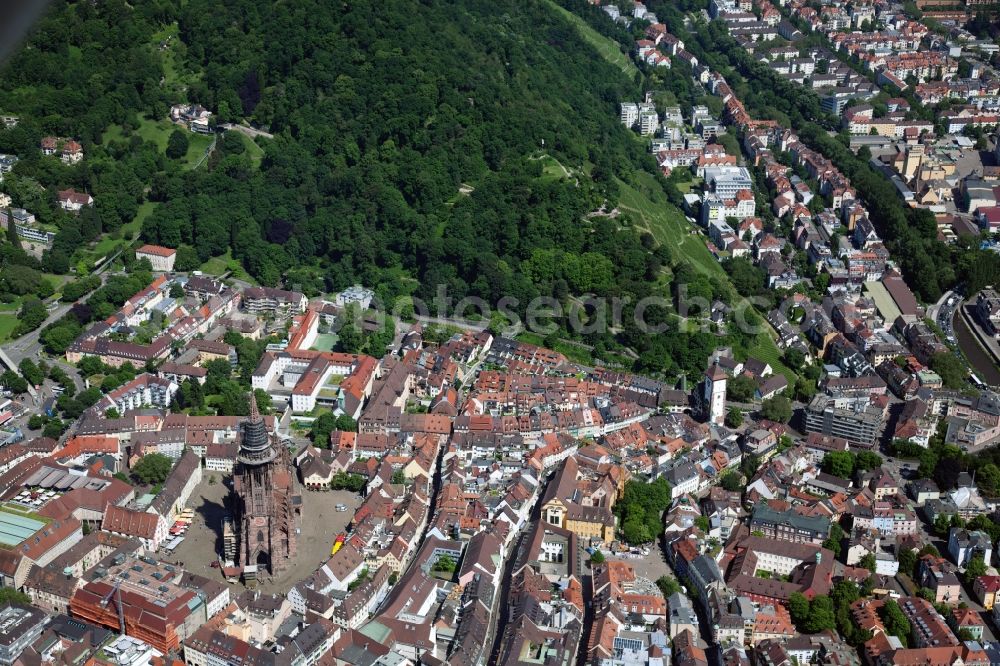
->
[[0, 0, 737, 380], [149, 0, 662, 301]]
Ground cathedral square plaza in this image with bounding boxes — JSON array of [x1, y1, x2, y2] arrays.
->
[[168, 469, 363, 594]]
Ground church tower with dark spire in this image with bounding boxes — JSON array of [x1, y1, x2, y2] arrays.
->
[[232, 392, 300, 581]]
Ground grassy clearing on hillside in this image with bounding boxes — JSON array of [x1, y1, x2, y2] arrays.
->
[[747, 335, 796, 384], [136, 120, 173, 151], [185, 133, 215, 168], [531, 153, 579, 183], [616, 173, 796, 381], [199, 249, 257, 284], [239, 133, 265, 169], [83, 201, 157, 266], [537, 154, 571, 181], [89, 236, 121, 260], [125, 201, 157, 238], [616, 174, 720, 279], [545, 0, 638, 77], [152, 23, 182, 86], [676, 177, 703, 194], [152, 22, 202, 91], [103, 118, 213, 169]]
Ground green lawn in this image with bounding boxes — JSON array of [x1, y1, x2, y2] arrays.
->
[[89, 236, 121, 259], [516, 331, 545, 347], [746, 334, 796, 384], [186, 132, 215, 168], [101, 125, 126, 144], [554, 342, 594, 366], [238, 132, 265, 168], [534, 153, 574, 182], [544, 0, 638, 77], [103, 117, 213, 169], [0, 316, 17, 344], [151, 22, 202, 91], [616, 173, 721, 279], [44, 273, 71, 290], [125, 200, 157, 238], [102, 119, 173, 150], [199, 249, 257, 284], [135, 119, 175, 150], [676, 177, 703, 194], [199, 255, 230, 275], [312, 333, 339, 352], [152, 23, 182, 87]]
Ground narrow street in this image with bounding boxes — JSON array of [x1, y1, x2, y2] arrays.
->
[[574, 552, 594, 666], [658, 529, 718, 662], [3, 265, 117, 390], [488, 473, 552, 666], [486, 519, 534, 666], [371, 439, 446, 618]]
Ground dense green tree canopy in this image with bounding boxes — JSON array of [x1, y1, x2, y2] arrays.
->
[[760, 396, 792, 423], [0, 0, 801, 387], [133, 0, 660, 307], [879, 599, 911, 645], [132, 453, 173, 485], [616, 478, 672, 545]]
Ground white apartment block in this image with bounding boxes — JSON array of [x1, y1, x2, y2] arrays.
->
[[704, 166, 754, 198], [638, 109, 660, 136], [620, 103, 639, 128]]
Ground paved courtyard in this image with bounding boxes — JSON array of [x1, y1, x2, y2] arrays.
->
[[602, 546, 674, 583], [952, 147, 988, 180], [168, 474, 363, 593]]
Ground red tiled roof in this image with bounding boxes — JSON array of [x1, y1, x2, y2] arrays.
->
[[102, 505, 158, 540], [136, 244, 177, 258], [57, 189, 92, 205], [20, 517, 81, 561], [59, 436, 119, 458]]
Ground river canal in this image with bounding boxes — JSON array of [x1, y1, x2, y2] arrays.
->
[[953, 305, 1000, 386]]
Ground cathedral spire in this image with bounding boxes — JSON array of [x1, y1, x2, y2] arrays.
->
[[233, 390, 300, 579], [238, 391, 275, 465], [249, 389, 260, 423]]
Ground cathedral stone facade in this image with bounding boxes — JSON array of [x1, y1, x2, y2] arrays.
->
[[233, 392, 301, 580]]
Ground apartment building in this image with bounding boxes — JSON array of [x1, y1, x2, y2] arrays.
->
[[241, 287, 308, 317], [748, 503, 830, 544], [804, 394, 884, 448], [135, 245, 177, 272]]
